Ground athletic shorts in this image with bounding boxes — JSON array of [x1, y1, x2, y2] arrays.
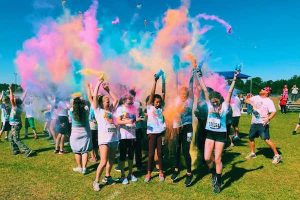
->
[[249, 124, 270, 141], [91, 129, 98, 149], [206, 130, 227, 143], [119, 139, 135, 161], [232, 117, 240, 127], [25, 118, 36, 129], [55, 116, 70, 135], [1, 121, 11, 132]]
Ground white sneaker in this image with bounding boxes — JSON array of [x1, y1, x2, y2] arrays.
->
[[245, 153, 257, 159], [73, 167, 82, 173], [122, 178, 129, 185], [93, 181, 100, 191], [272, 155, 282, 164], [82, 168, 87, 174], [128, 174, 138, 182]]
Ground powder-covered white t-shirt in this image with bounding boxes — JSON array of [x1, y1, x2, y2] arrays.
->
[[115, 105, 138, 139], [249, 95, 276, 124], [95, 108, 118, 144], [147, 105, 166, 134]]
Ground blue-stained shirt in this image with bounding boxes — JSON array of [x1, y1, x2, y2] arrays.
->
[[205, 102, 229, 133]]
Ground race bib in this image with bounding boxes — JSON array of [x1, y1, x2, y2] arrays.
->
[[107, 123, 117, 134], [208, 117, 221, 129]]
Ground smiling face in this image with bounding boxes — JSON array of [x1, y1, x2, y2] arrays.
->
[[179, 87, 188, 101], [210, 97, 221, 107], [102, 95, 110, 109], [124, 95, 134, 106], [154, 97, 162, 108]]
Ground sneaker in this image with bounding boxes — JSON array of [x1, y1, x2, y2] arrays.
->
[[122, 177, 129, 185], [93, 181, 100, 191], [114, 166, 121, 172], [159, 174, 165, 182], [58, 150, 65, 155], [54, 149, 59, 154], [292, 131, 296, 135], [213, 180, 221, 193], [82, 168, 87, 174], [233, 135, 240, 141], [25, 150, 35, 158], [73, 167, 82, 173], [102, 176, 115, 185], [144, 175, 151, 183], [171, 170, 179, 182], [230, 143, 235, 147], [211, 174, 216, 186], [12, 151, 20, 155], [245, 153, 257, 159], [185, 174, 193, 187], [272, 155, 282, 164], [128, 174, 138, 182]]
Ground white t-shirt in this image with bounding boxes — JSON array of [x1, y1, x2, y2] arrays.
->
[[115, 105, 138, 139], [292, 87, 299, 94], [95, 108, 118, 144], [205, 101, 229, 133], [231, 96, 242, 117], [249, 95, 276, 124], [24, 103, 34, 118], [173, 97, 193, 128], [147, 105, 166, 134]]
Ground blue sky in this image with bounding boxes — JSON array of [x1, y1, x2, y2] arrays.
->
[[0, 0, 299, 83]]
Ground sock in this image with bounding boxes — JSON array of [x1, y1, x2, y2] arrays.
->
[[216, 173, 222, 184]]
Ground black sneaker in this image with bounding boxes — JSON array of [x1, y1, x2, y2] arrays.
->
[[171, 170, 179, 182], [211, 174, 216, 186], [213, 176, 223, 194], [102, 176, 115, 185], [12, 151, 20, 155], [184, 174, 193, 187]]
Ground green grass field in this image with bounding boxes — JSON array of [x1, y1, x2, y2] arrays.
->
[[0, 111, 299, 200]]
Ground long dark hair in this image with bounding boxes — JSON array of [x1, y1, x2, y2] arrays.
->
[[73, 97, 86, 122]]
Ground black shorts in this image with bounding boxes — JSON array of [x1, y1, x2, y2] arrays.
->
[[1, 121, 11, 132], [55, 116, 70, 135], [232, 117, 240, 127], [206, 130, 227, 143], [249, 124, 270, 141], [91, 129, 98, 149], [119, 139, 135, 161]]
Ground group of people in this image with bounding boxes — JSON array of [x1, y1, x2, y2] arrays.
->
[[0, 66, 288, 194]]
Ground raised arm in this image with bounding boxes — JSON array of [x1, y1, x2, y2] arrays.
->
[[9, 85, 16, 107], [86, 83, 93, 104], [188, 73, 194, 99], [193, 69, 209, 102], [147, 76, 159, 105], [162, 74, 166, 102], [91, 80, 103, 110], [225, 72, 239, 104], [102, 82, 119, 110]]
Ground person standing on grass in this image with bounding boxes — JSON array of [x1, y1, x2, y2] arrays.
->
[[0, 92, 11, 142], [24, 97, 38, 139], [245, 86, 282, 164], [282, 85, 289, 99], [194, 68, 239, 193], [144, 74, 166, 183], [88, 106, 99, 162], [54, 99, 70, 154], [291, 85, 298, 102], [231, 94, 242, 141], [171, 73, 194, 187], [69, 95, 91, 175], [292, 113, 300, 135], [8, 85, 35, 157], [115, 93, 139, 185], [279, 94, 288, 114], [89, 81, 119, 191]]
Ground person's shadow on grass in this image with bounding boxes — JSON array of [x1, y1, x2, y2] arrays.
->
[[222, 160, 264, 190], [256, 147, 282, 159]]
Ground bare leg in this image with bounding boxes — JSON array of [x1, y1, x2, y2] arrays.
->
[[82, 153, 88, 169], [265, 139, 279, 156], [214, 142, 225, 174], [249, 140, 255, 154], [75, 153, 82, 168], [95, 145, 108, 182], [204, 139, 215, 169]]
